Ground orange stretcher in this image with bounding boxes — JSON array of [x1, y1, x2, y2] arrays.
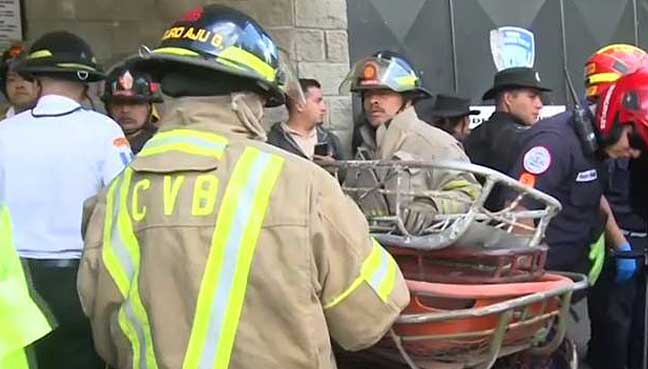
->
[[388, 244, 548, 284], [328, 160, 588, 369], [367, 272, 588, 369]]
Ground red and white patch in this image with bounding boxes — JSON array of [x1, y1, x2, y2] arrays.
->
[[523, 146, 552, 175]]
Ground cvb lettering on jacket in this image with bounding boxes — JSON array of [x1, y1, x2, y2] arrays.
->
[[130, 174, 220, 222]]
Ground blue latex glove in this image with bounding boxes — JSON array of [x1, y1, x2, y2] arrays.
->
[[615, 242, 637, 284]]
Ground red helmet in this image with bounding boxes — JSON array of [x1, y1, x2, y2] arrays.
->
[[585, 44, 647, 101], [595, 68, 648, 149]]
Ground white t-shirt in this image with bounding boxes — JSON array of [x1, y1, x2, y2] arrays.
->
[[0, 94, 132, 259]]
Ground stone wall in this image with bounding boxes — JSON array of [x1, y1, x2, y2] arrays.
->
[[23, 0, 354, 153]]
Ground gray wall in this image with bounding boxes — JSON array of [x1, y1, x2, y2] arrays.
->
[[348, 0, 648, 110]]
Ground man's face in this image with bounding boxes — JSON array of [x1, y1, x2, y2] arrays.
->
[[604, 125, 642, 159], [108, 100, 150, 134], [6, 71, 39, 110], [504, 88, 544, 125], [363, 89, 406, 127], [301, 86, 327, 125]]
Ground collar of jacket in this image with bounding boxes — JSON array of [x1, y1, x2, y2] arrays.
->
[[358, 123, 377, 151], [376, 105, 419, 148], [31, 95, 82, 117], [157, 95, 264, 140], [489, 111, 528, 128], [272, 122, 331, 158]]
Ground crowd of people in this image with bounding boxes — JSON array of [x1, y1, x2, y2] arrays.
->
[[0, 4, 647, 369]]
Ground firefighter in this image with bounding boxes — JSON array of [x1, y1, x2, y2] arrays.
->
[[507, 68, 648, 369], [102, 66, 163, 154], [0, 204, 52, 369], [341, 50, 481, 235], [582, 44, 648, 369], [0, 42, 40, 118], [0, 31, 132, 369], [77, 5, 409, 369]]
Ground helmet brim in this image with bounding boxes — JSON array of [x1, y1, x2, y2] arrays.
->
[[125, 51, 285, 107], [16, 63, 105, 82]]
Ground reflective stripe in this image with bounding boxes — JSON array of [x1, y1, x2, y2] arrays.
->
[[587, 72, 620, 84], [394, 74, 418, 88], [139, 129, 228, 159], [102, 169, 159, 369], [153, 47, 200, 57], [27, 50, 52, 59], [324, 239, 398, 309], [442, 179, 480, 198], [218, 46, 276, 82], [437, 179, 480, 213], [102, 175, 130, 296], [56, 63, 98, 71], [365, 239, 397, 301], [182, 147, 284, 369]]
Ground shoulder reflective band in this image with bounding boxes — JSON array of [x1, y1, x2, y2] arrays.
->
[[0, 206, 52, 365], [182, 147, 284, 369], [102, 169, 159, 369], [139, 129, 228, 159], [324, 239, 398, 310], [437, 178, 480, 213]]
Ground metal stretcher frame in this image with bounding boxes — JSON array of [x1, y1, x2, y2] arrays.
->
[[384, 272, 589, 369], [327, 160, 563, 251]]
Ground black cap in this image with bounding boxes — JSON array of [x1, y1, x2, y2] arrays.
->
[[15, 31, 105, 82], [482, 67, 551, 100], [430, 94, 479, 118]]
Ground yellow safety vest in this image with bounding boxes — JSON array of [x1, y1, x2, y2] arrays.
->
[[0, 205, 52, 369]]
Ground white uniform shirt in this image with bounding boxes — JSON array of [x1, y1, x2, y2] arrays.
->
[[0, 95, 132, 259]]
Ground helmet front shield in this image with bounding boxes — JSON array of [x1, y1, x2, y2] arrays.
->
[[339, 56, 421, 95]]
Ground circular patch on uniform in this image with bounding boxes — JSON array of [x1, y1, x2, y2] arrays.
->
[[523, 146, 552, 174]]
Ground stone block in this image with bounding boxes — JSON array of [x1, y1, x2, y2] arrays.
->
[[298, 62, 349, 96], [75, 0, 113, 20], [25, 20, 72, 41], [295, 0, 347, 29], [75, 22, 115, 62], [325, 30, 348, 63], [250, 0, 294, 28], [264, 105, 288, 129], [267, 27, 295, 61], [295, 29, 324, 61], [325, 96, 353, 131], [112, 0, 158, 21], [24, 0, 76, 20], [110, 20, 166, 59], [156, 0, 205, 21]]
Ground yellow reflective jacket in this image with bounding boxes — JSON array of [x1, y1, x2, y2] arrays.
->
[[376, 106, 481, 213], [78, 96, 410, 369], [0, 205, 52, 369]]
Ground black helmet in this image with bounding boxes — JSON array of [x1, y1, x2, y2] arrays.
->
[[16, 31, 105, 82], [340, 49, 432, 99], [129, 5, 292, 107], [101, 66, 163, 103], [0, 42, 29, 98]]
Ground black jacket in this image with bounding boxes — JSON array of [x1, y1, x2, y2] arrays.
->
[[267, 122, 345, 160], [464, 112, 530, 210], [464, 111, 530, 174]]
